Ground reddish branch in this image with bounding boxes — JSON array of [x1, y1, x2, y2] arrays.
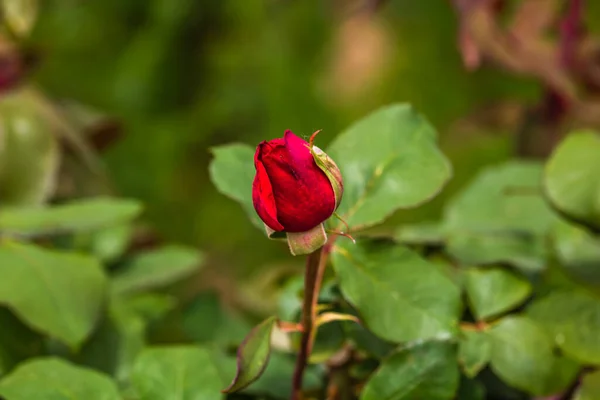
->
[[291, 245, 330, 400]]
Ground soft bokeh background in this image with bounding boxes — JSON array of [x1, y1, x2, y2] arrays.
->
[[17, 0, 600, 276]]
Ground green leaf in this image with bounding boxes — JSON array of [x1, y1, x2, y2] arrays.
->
[[208, 144, 262, 229], [182, 292, 251, 347], [223, 316, 277, 393], [488, 316, 579, 396], [211, 350, 322, 399], [456, 376, 486, 400], [0, 308, 42, 378], [528, 289, 600, 364], [445, 161, 555, 234], [332, 239, 461, 343], [0, 91, 60, 206], [111, 245, 204, 295], [464, 267, 531, 321], [1, 0, 38, 37], [395, 221, 446, 245], [574, 370, 600, 400], [553, 219, 600, 288], [0, 357, 120, 400], [132, 346, 223, 400], [443, 161, 556, 271], [361, 340, 459, 400], [0, 241, 107, 348], [458, 330, 490, 378], [0, 197, 143, 237], [544, 130, 600, 230], [447, 232, 547, 272], [326, 104, 451, 231]]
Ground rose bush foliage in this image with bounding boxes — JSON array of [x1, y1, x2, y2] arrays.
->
[[1, 101, 599, 400]]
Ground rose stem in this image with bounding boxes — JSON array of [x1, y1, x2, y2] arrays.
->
[[291, 245, 329, 400]]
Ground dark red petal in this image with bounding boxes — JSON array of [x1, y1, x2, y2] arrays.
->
[[252, 146, 284, 231]]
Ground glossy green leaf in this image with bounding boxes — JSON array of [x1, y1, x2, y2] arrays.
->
[[111, 245, 204, 295], [553, 220, 600, 287], [327, 104, 451, 231], [223, 316, 277, 393], [361, 340, 459, 400], [488, 316, 579, 396], [458, 330, 490, 378], [0, 241, 107, 348], [465, 267, 531, 321], [0, 357, 120, 400], [574, 370, 600, 400], [544, 130, 600, 230], [208, 144, 262, 229], [332, 239, 461, 343], [0, 197, 142, 237], [132, 346, 223, 400], [528, 289, 600, 364]]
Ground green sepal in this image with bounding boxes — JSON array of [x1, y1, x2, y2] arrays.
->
[[310, 145, 344, 208], [264, 224, 287, 240], [286, 223, 327, 256]]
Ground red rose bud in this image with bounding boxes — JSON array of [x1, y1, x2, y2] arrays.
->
[[252, 130, 343, 254]]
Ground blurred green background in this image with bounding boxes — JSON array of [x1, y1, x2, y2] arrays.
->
[[20, 0, 600, 275]]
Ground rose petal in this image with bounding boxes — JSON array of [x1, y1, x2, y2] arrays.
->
[[252, 143, 284, 231]]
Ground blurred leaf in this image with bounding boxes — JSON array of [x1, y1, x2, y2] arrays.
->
[[544, 130, 600, 230], [0, 241, 107, 348], [0, 91, 60, 206], [574, 370, 600, 400], [342, 315, 396, 359], [445, 161, 554, 233], [395, 221, 446, 245], [77, 293, 174, 384], [458, 330, 490, 378], [309, 319, 345, 364], [76, 300, 145, 384], [0, 357, 120, 400], [464, 267, 531, 321], [0, 308, 42, 378], [0, 197, 142, 237], [88, 224, 133, 263], [528, 289, 600, 364], [212, 350, 321, 399], [223, 316, 276, 393], [182, 292, 250, 347], [447, 232, 546, 271], [553, 219, 600, 288], [132, 346, 223, 400], [327, 104, 451, 231], [443, 161, 556, 270], [111, 245, 204, 295], [361, 340, 459, 400], [332, 239, 461, 343], [488, 316, 579, 396], [208, 144, 262, 230], [1, 0, 38, 37], [456, 376, 486, 400]]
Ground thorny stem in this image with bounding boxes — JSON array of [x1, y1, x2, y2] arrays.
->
[[291, 245, 329, 400]]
